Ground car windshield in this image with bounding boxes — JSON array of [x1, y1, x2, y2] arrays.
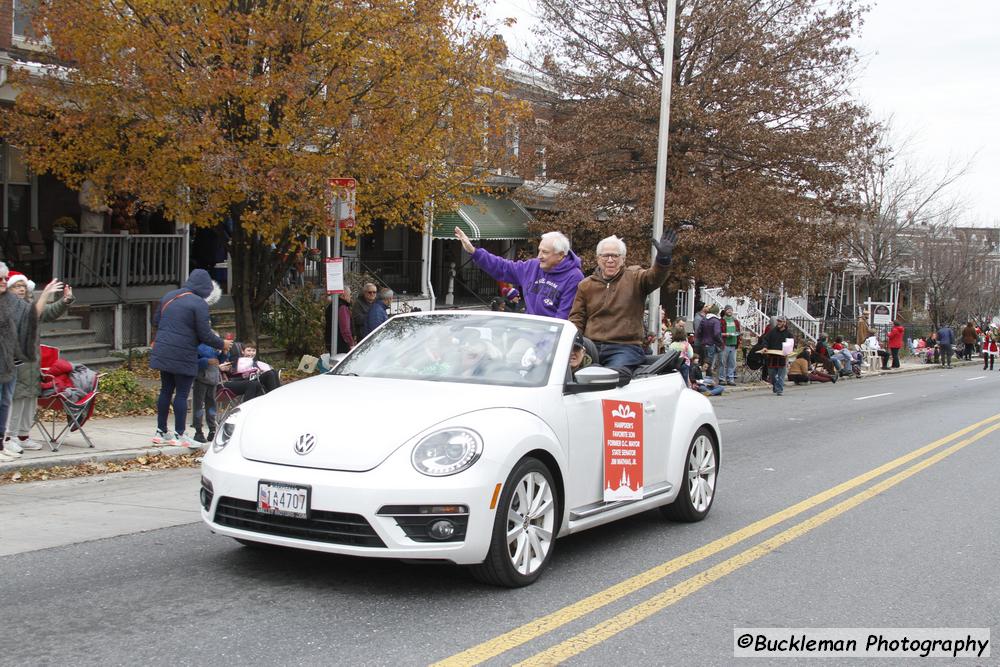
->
[[333, 314, 563, 387]]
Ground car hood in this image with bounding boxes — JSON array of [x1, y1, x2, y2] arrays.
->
[[238, 374, 536, 471]]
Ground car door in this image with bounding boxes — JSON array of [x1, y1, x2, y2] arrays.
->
[[562, 375, 678, 513]]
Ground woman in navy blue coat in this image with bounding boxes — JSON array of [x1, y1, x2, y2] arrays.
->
[[150, 269, 231, 446]]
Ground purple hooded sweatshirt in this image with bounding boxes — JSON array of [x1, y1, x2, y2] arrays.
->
[[470, 247, 584, 319]]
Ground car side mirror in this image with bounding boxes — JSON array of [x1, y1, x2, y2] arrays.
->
[[564, 366, 630, 394]]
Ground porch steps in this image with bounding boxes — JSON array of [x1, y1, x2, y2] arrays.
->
[[39, 317, 123, 372], [38, 329, 102, 348]]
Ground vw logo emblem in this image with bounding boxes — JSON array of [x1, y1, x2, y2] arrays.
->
[[293, 433, 316, 456]]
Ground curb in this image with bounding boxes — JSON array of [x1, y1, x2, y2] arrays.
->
[[706, 357, 978, 397], [0, 444, 202, 474]]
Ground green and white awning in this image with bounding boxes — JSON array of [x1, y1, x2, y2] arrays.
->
[[432, 194, 533, 240]]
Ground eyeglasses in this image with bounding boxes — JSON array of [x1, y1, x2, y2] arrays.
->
[[0, 276, 7, 282], [597, 253, 622, 260]]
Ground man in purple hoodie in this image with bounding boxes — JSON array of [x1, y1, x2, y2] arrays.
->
[[455, 227, 584, 319]]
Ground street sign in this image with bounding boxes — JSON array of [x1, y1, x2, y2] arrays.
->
[[325, 257, 344, 295], [329, 177, 357, 228]]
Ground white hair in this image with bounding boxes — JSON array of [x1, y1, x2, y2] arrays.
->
[[379, 288, 394, 300], [596, 235, 626, 257], [540, 231, 570, 255], [0, 261, 7, 276]]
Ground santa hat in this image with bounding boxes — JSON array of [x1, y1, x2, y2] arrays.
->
[[6, 271, 35, 292]]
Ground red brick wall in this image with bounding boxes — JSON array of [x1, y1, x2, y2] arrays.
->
[[0, 1, 12, 51]]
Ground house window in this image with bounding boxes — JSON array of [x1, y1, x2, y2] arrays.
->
[[13, 0, 36, 39], [383, 225, 405, 252], [1, 145, 34, 237]]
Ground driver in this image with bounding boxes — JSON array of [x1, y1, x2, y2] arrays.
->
[[569, 331, 595, 379], [457, 340, 490, 377]]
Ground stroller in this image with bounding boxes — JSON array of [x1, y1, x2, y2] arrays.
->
[[35, 345, 100, 451]]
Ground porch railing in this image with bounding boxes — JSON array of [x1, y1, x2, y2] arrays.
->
[[700, 287, 769, 336], [52, 231, 184, 298], [343, 257, 424, 295], [781, 295, 819, 342]]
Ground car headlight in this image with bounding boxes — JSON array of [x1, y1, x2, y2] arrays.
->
[[411, 428, 483, 476], [212, 408, 241, 453]]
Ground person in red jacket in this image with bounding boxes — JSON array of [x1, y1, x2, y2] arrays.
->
[[887, 320, 905, 368]]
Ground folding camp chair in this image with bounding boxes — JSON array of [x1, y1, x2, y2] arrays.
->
[[35, 344, 99, 452]]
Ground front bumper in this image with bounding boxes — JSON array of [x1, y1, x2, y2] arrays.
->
[[200, 453, 504, 565]]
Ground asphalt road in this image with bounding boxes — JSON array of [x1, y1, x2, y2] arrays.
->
[[1, 365, 998, 666]]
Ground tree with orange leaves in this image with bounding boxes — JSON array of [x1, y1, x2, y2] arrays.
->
[[3, 0, 517, 340]]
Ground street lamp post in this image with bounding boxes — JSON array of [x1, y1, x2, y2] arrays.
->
[[647, 0, 678, 343]]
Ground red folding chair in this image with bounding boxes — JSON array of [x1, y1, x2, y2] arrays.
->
[[35, 344, 99, 452]]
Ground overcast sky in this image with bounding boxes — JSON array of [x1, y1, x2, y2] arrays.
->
[[486, 0, 1000, 225]]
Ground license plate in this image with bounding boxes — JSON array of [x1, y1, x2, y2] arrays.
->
[[257, 481, 310, 518]]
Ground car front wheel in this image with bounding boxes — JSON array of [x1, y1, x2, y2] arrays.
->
[[661, 426, 718, 522], [470, 457, 559, 588]]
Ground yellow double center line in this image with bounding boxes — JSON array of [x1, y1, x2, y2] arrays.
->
[[436, 412, 1000, 667]]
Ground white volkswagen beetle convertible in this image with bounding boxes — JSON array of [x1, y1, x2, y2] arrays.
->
[[200, 311, 720, 587]]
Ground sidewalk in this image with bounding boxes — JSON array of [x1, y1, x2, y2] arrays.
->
[[0, 356, 980, 474], [0, 415, 197, 474]]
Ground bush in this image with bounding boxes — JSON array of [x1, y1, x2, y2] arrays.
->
[[262, 287, 325, 356], [95, 368, 158, 416]]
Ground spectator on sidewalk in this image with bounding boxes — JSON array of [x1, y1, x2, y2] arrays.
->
[[220, 343, 281, 402], [455, 227, 584, 319], [888, 320, 905, 368], [856, 312, 872, 346], [983, 329, 998, 370], [568, 230, 677, 373], [697, 304, 723, 381], [961, 321, 978, 361], [191, 343, 225, 443], [352, 283, 377, 340], [936, 324, 955, 368], [505, 288, 525, 313], [762, 316, 795, 396], [324, 286, 355, 354], [363, 288, 393, 337], [863, 333, 890, 370], [719, 305, 741, 385], [787, 353, 812, 385], [5, 275, 75, 454], [668, 325, 694, 386], [689, 355, 724, 396], [150, 268, 230, 448], [830, 336, 857, 377], [692, 303, 709, 359], [0, 263, 39, 462]]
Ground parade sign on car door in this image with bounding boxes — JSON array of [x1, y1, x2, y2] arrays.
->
[[602, 400, 643, 501]]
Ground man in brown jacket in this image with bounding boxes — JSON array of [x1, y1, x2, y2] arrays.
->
[[856, 312, 872, 346], [569, 230, 677, 372]]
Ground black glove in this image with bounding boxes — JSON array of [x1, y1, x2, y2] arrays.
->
[[652, 229, 678, 265]]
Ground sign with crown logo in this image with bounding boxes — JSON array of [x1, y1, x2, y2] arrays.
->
[[602, 400, 644, 501]]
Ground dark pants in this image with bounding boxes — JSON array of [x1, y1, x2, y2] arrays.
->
[[939, 344, 953, 367], [890, 347, 900, 368], [223, 369, 280, 403], [984, 355, 994, 371], [0, 377, 15, 442], [191, 381, 217, 433], [157, 372, 195, 435]]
